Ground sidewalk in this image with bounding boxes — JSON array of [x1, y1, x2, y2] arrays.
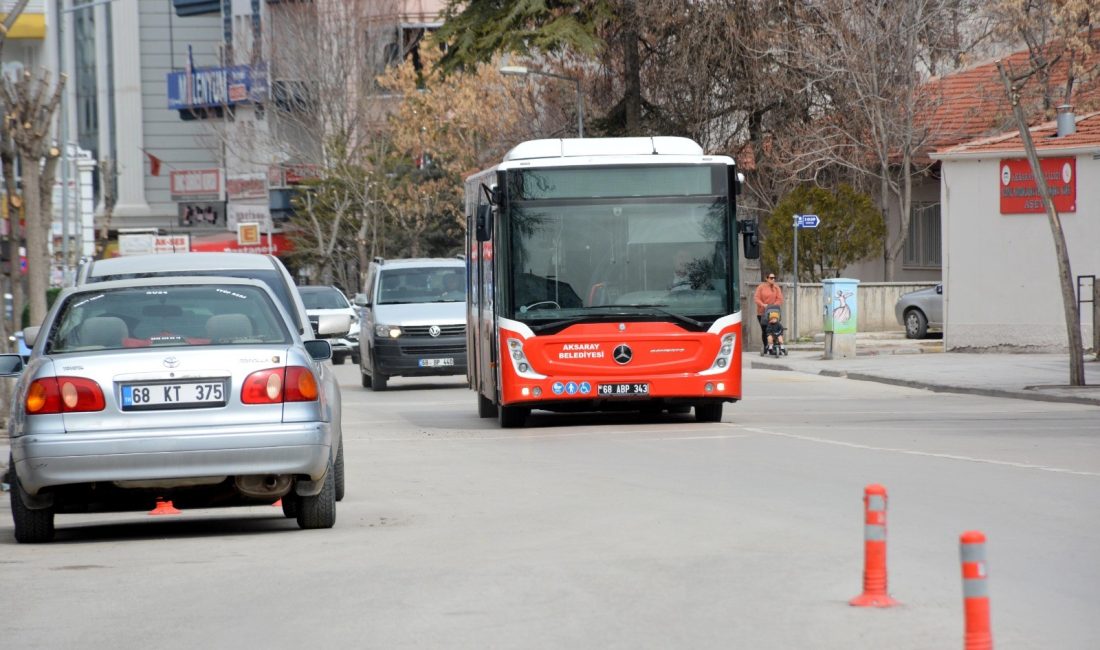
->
[[750, 332, 1100, 406]]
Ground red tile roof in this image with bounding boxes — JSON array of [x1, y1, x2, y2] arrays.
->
[[936, 111, 1100, 155], [922, 30, 1100, 153]]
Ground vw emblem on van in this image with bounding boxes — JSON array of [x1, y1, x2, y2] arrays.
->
[[162, 356, 180, 368], [612, 344, 633, 365], [428, 325, 442, 338]]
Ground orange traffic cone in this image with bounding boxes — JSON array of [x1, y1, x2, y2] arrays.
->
[[149, 499, 181, 515], [850, 484, 899, 607]]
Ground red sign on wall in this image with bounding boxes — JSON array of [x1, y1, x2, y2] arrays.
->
[[999, 157, 1076, 214]]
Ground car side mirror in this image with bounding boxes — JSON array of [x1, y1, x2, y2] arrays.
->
[[936, 285, 943, 295], [738, 219, 760, 260], [303, 339, 332, 362], [353, 293, 370, 307], [475, 204, 493, 242], [0, 353, 24, 377], [315, 313, 352, 336], [23, 326, 41, 348]]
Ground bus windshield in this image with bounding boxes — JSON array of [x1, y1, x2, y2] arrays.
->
[[505, 166, 734, 330]]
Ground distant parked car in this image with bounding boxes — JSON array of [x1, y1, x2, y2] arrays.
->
[[2, 276, 339, 543], [895, 284, 943, 338]]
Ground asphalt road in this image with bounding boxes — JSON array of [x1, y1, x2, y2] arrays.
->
[[2, 363, 1098, 649]]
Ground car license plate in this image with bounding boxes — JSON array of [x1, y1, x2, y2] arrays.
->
[[121, 381, 227, 410], [418, 358, 455, 368], [598, 382, 650, 397]]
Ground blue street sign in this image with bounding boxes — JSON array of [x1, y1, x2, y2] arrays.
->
[[796, 214, 820, 228]]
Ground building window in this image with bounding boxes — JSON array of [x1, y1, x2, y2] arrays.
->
[[905, 202, 941, 268]]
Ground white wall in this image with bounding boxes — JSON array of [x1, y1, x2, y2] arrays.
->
[[940, 154, 1100, 351]]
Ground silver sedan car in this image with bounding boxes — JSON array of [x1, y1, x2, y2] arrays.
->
[[895, 284, 943, 338], [2, 277, 338, 543]]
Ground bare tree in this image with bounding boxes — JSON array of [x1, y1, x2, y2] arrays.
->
[[993, 3, 1095, 385]]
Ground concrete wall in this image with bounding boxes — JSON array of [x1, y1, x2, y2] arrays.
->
[[742, 281, 937, 349], [940, 154, 1099, 352]]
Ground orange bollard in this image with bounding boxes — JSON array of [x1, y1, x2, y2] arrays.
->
[[148, 499, 181, 515], [849, 484, 898, 607], [960, 531, 993, 650]]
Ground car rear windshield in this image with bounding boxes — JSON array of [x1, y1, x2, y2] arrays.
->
[[45, 284, 292, 353], [87, 268, 302, 331], [300, 287, 350, 310], [378, 267, 466, 304]]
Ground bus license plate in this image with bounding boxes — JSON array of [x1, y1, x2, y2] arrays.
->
[[419, 358, 454, 368], [598, 382, 650, 397], [121, 381, 226, 410]]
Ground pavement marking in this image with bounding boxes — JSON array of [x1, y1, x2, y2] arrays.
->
[[736, 425, 1100, 478]]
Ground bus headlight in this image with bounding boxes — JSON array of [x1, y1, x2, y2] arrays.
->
[[506, 338, 546, 380], [701, 333, 736, 375]]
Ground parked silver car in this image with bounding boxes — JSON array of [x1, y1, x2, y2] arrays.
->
[[895, 284, 943, 338], [2, 277, 339, 543]]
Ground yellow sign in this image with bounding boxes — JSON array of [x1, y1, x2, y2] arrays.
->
[[237, 222, 261, 246], [0, 13, 47, 40]]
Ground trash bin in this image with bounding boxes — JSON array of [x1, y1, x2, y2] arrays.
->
[[823, 278, 859, 359]]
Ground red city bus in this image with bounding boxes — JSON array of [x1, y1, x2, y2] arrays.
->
[[465, 137, 760, 427]]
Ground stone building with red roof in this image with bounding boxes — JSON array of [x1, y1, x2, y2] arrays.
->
[[931, 110, 1099, 351]]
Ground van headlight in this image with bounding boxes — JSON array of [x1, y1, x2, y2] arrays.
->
[[375, 324, 401, 338], [700, 333, 736, 375]]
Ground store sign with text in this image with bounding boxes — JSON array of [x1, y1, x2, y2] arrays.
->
[[999, 157, 1076, 214], [227, 203, 273, 231], [226, 174, 267, 200], [170, 169, 224, 202]]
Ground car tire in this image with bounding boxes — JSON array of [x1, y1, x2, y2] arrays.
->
[[694, 403, 723, 423], [296, 462, 337, 530], [905, 309, 928, 339], [351, 351, 361, 365], [360, 370, 372, 388], [281, 495, 298, 518], [371, 365, 388, 391], [332, 352, 347, 365], [499, 404, 528, 428], [11, 464, 55, 544], [477, 392, 497, 418], [334, 438, 345, 502]]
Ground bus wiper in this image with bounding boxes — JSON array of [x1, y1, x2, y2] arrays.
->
[[528, 315, 609, 333], [615, 305, 705, 330]]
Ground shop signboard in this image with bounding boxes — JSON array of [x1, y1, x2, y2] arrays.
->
[[999, 157, 1076, 214]]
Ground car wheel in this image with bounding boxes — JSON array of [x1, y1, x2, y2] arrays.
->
[[332, 352, 347, 365], [334, 438, 345, 502], [477, 392, 497, 418], [905, 309, 928, 339], [296, 462, 337, 530], [11, 463, 55, 544], [281, 495, 298, 518], [371, 365, 388, 391], [694, 403, 723, 423], [499, 404, 528, 428], [351, 351, 361, 365], [360, 370, 372, 388]]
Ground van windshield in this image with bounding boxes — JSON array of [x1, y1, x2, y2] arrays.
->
[[86, 269, 302, 331], [378, 268, 466, 304]]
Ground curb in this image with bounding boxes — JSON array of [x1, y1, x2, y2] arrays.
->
[[752, 361, 1100, 407]]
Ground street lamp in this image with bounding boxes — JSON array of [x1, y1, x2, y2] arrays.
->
[[500, 65, 585, 138]]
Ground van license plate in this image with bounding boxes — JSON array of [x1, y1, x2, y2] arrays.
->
[[598, 382, 650, 396], [419, 358, 454, 367]]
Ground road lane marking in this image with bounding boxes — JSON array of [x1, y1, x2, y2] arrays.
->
[[736, 425, 1100, 477]]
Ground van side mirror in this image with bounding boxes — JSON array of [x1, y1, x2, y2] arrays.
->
[[475, 204, 493, 242], [23, 326, 41, 348], [738, 219, 760, 260]]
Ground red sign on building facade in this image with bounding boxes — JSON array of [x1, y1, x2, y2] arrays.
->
[[999, 157, 1076, 214]]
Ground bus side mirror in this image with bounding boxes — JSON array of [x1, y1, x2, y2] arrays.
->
[[475, 204, 493, 242], [739, 219, 760, 260]]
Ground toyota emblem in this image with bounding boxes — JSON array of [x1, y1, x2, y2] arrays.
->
[[162, 356, 180, 368], [428, 325, 442, 338], [612, 344, 633, 364]]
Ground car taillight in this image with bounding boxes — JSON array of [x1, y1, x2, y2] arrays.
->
[[284, 366, 319, 402], [241, 366, 319, 404], [26, 377, 105, 414]]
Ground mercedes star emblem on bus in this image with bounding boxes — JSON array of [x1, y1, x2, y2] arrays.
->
[[613, 344, 633, 364], [429, 325, 441, 337]]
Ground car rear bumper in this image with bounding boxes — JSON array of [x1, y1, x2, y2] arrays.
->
[[11, 421, 333, 495]]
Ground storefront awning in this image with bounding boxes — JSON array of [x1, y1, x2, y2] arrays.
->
[[1, 13, 46, 39]]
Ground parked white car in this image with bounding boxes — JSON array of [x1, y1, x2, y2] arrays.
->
[[299, 286, 359, 365]]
